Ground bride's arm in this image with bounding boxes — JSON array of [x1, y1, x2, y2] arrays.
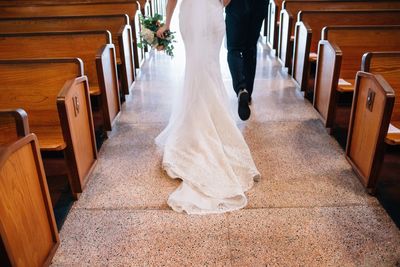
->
[[156, 0, 177, 38]]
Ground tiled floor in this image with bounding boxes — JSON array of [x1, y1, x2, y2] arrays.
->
[[51, 33, 400, 266]]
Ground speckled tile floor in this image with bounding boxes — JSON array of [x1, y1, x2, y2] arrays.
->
[[51, 30, 400, 266]]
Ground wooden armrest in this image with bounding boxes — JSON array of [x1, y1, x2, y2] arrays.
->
[[0, 109, 29, 135], [0, 109, 30, 144], [337, 79, 354, 93], [309, 52, 318, 62], [89, 85, 101, 96], [386, 121, 400, 145]]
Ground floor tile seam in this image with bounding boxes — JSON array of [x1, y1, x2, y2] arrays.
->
[[72, 202, 379, 213], [115, 119, 321, 127]]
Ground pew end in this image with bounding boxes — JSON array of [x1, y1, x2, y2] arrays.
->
[[57, 76, 98, 195], [313, 39, 342, 129], [266, 0, 279, 50], [96, 43, 121, 131], [292, 21, 312, 92], [0, 134, 59, 266], [0, 109, 29, 144], [346, 72, 396, 192], [133, 4, 145, 69], [118, 23, 136, 95], [277, 8, 294, 69]]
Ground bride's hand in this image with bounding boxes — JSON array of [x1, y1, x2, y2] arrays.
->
[[156, 25, 169, 39]]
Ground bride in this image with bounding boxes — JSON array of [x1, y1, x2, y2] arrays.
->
[[155, 0, 260, 214]]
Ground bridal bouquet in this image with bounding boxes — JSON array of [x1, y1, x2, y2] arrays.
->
[[138, 14, 176, 57]]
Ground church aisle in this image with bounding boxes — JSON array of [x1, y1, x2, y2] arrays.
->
[[51, 43, 400, 266]]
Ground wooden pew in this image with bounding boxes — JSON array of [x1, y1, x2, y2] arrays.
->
[[267, 0, 284, 50], [0, 1, 145, 68], [0, 58, 98, 198], [150, 0, 159, 16], [0, 14, 135, 97], [0, 132, 59, 267], [0, 0, 149, 14], [158, 0, 166, 17], [313, 26, 400, 133], [277, 0, 400, 70], [346, 52, 400, 190], [0, 31, 121, 131], [143, 0, 151, 18], [292, 9, 400, 93]]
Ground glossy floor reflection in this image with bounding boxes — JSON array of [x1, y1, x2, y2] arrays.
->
[[51, 38, 400, 266]]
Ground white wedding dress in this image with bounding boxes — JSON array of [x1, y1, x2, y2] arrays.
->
[[156, 0, 260, 214]]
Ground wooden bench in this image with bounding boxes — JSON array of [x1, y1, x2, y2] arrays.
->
[[0, 131, 59, 267], [0, 1, 145, 69], [267, 0, 284, 50], [292, 9, 400, 93], [313, 26, 400, 132], [0, 15, 135, 97], [361, 52, 400, 146], [143, 0, 151, 18], [0, 31, 121, 131], [346, 51, 400, 190], [150, 0, 159, 16], [0, 58, 98, 198], [277, 0, 400, 71]]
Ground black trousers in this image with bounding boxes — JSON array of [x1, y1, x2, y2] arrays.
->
[[225, 0, 267, 96]]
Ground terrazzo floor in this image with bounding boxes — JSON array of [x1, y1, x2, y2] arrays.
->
[[51, 27, 400, 266]]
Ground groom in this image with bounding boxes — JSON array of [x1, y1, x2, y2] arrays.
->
[[224, 0, 267, 120]]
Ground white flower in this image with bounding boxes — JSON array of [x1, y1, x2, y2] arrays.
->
[[141, 27, 154, 44]]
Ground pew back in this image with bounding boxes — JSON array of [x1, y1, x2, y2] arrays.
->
[[0, 133, 59, 266], [362, 52, 400, 126], [302, 10, 400, 53], [0, 31, 120, 131], [0, 60, 83, 148], [292, 9, 400, 91], [278, 0, 400, 68], [314, 26, 400, 128], [0, 15, 135, 95], [0, 2, 144, 69], [323, 26, 400, 81], [0, 2, 137, 18]]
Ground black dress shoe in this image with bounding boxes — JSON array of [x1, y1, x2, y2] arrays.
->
[[238, 89, 251, 121], [249, 96, 252, 105]]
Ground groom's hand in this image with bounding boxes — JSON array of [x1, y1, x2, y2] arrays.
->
[[222, 0, 231, 7]]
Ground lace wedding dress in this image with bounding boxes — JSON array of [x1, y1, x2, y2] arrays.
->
[[156, 0, 260, 214]]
